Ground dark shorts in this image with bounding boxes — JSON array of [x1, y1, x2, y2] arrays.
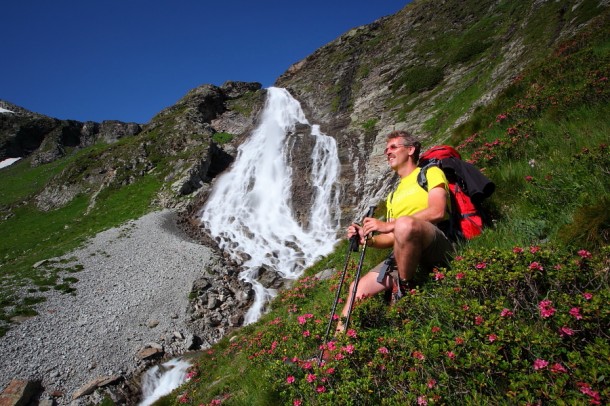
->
[[372, 225, 454, 281], [420, 225, 454, 270]]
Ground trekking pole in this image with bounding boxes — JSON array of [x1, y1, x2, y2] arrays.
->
[[317, 205, 376, 365], [343, 205, 376, 333], [317, 233, 359, 364]]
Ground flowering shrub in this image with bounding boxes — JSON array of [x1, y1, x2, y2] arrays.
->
[[255, 245, 609, 405]]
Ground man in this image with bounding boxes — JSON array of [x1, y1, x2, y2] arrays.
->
[[337, 130, 453, 332]]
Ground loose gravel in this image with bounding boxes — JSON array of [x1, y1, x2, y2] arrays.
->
[[0, 209, 217, 404]]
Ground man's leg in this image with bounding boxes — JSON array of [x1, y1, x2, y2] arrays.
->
[[393, 216, 438, 282], [336, 262, 392, 333]]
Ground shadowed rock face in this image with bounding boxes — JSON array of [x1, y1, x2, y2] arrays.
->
[[0, 100, 143, 165]]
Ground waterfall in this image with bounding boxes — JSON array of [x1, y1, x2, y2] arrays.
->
[[200, 87, 341, 324], [139, 358, 191, 406]]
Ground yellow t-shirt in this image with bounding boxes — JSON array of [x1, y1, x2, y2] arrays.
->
[[386, 166, 449, 220]]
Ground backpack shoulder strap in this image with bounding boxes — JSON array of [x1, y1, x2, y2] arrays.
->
[[417, 161, 439, 192]]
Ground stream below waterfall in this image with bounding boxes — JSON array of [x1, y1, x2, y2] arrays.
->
[[139, 358, 191, 406]]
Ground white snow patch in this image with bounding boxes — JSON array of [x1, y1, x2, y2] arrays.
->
[[0, 157, 21, 169]]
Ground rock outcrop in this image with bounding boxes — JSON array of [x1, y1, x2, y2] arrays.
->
[[0, 100, 142, 166]]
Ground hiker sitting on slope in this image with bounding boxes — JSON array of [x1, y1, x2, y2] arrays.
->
[[336, 130, 454, 333]]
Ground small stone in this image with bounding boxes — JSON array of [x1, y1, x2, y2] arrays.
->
[[136, 347, 164, 360], [147, 320, 160, 328], [71, 375, 121, 400]]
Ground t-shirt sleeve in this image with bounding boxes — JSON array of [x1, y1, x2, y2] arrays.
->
[[426, 166, 449, 190]]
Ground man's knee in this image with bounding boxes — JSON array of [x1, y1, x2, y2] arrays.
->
[[394, 216, 423, 241]]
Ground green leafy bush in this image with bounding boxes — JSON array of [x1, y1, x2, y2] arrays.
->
[[213, 132, 234, 144], [391, 66, 445, 94]]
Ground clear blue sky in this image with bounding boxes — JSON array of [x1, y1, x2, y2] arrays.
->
[[1, 1, 409, 124]]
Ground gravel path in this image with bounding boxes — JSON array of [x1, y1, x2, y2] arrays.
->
[[0, 209, 217, 404]]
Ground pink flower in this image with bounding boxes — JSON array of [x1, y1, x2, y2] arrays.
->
[[533, 359, 548, 370], [302, 361, 313, 370], [417, 396, 428, 405], [475, 315, 484, 325], [559, 326, 575, 337], [334, 353, 345, 361], [462, 304, 470, 311], [577, 382, 601, 404], [342, 344, 355, 354], [306, 373, 316, 383], [513, 247, 523, 253], [500, 308, 514, 318], [569, 307, 583, 320], [475, 262, 487, 269], [413, 351, 425, 360], [297, 316, 307, 325], [434, 271, 445, 281], [293, 400, 302, 406], [378, 346, 389, 354], [286, 376, 295, 384], [316, 385, 326, 393], [455, 272, 465, 280], [431, 326, 441, 333], [525, 175, 534, 182], [583, 292, 593, 300], [302, 330, 310, 337], [538, 300, 556, 318], [427, 379, 437, 388], [488, 334, 498, 342], [577, 249, 592, 258], [325, 367, 335, 375], [454, 255, 464, 261], [446, 351, 456, 359], [530, 246, 541, 253], [551, 363, 568, 374], [327, 341, 337, 351], [455, 337, 464, 345], [347, 329, 357, 338], [529, 261, 544, 271]]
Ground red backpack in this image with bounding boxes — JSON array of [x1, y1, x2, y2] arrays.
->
[[417, 145, 495, 241]]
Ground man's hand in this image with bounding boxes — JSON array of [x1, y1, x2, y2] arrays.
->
[[362, 217, 393, 237], [347, 223, 364, 245]]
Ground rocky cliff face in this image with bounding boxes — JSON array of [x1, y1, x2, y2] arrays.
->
[[2, 1, 605, 222], [0, 82, 265, 213], [275, 0, 607, 219], [0, 101, 142, 166]]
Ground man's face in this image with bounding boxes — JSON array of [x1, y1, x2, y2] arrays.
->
[[385, 137, 411, 170]]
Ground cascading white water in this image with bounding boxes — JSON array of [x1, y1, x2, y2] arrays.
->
[[139, 358, 191, 406], [200, 87, 341, 324]]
